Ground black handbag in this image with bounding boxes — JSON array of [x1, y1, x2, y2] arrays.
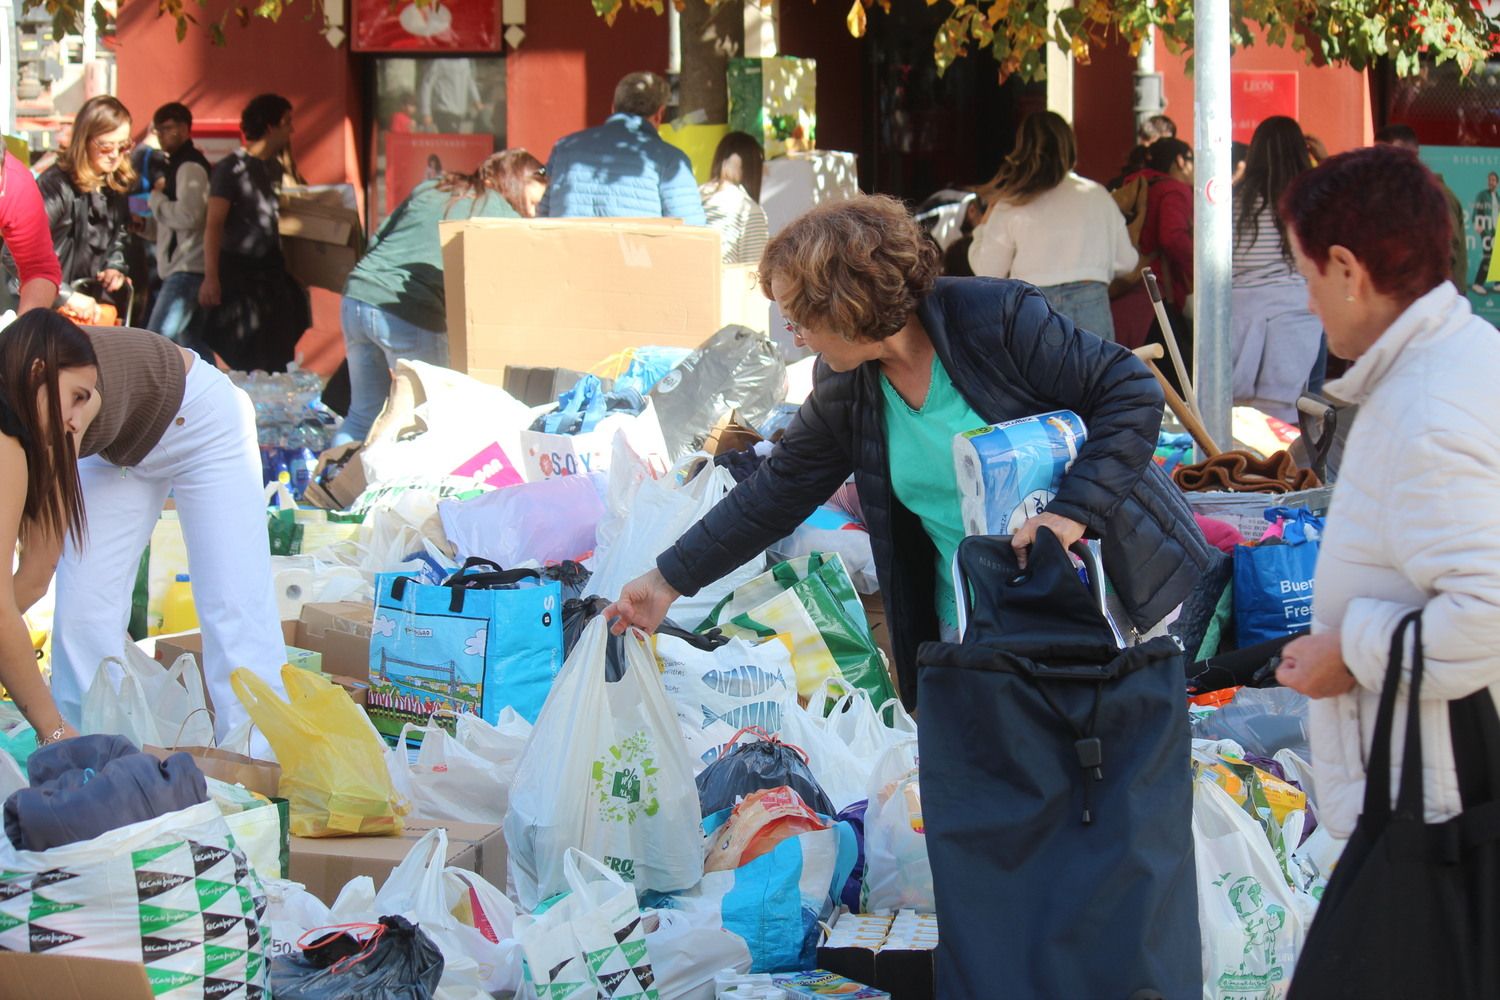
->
[[1288, 612, 1500, 998]]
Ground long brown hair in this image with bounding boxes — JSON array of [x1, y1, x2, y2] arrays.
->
[[708, 132, 765, 204], [60, 96, 136, 195], [980, 111, 1077, 208], [436, 149, 546, 218], [1234, 115, 1313, 260], [0, 312, 97, 545]]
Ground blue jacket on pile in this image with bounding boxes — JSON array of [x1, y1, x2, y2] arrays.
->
[[540, 113, 707, 224]]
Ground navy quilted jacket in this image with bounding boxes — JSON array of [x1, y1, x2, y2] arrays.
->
[[658, 277, 1219, 707], [539, 114, 706, 224]]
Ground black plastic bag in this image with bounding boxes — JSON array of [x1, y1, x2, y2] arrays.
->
[[697, 729, 836, 818], [270, 915, 445, 1000]]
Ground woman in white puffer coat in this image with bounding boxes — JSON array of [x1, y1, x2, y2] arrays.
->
[[1275, 143, 1500, 839]]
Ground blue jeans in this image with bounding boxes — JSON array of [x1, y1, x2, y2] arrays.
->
[[147, 271, 214, 361], [1038, 280, 1116, 342], [338, 296, 449, 444]]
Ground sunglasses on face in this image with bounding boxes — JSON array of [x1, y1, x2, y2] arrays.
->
[[90, 139, 132, 156]]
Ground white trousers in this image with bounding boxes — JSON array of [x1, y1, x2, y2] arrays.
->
[[51, 360, 288, 750]]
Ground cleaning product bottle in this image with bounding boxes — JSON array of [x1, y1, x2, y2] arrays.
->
[[161, 574, 199, 634]]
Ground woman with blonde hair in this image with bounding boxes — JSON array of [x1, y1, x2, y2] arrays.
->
[[969, 111, 1136, 340], [335, 149, 548, 443], [34, 96, 136, 323]]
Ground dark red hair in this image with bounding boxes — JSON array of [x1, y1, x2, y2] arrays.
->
[[1279, 144, 1449, 306]]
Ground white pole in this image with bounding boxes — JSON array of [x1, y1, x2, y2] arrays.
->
[[0, 0, 13, 136], [1193, 0, 1233, 453], [1045, 0, 1074, 120]]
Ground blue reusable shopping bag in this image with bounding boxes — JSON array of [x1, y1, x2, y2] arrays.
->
[[1233, 507, 1324, 648], [645, 807, 856, 973], [368, 560, 563, 740]]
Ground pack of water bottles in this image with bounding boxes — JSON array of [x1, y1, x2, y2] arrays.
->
[[234, 368, 343, 500]]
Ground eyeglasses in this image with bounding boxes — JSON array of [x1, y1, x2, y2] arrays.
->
[[89, 139, 133, 156]]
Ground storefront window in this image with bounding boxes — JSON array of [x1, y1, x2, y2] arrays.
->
[[1379, 55, 1500, 147], [368, 56, 507, 227]]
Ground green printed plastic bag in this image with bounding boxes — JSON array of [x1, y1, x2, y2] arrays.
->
[[698, 552, 895, 705]]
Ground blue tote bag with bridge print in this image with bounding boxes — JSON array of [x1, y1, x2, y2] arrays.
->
[[369, 560, 563, 740]]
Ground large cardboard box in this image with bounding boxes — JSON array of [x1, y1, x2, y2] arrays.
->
[[288, 819, 506, 905], [0, 954, 153, 999], [440, 218, 723, 385], [728, 56, 817, 159], [279, 187, 363, 293]]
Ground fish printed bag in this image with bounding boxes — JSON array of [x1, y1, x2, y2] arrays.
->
[[654, 634, 799, 767], [698, 553, 894, 706], [505, 618, 703, 910]]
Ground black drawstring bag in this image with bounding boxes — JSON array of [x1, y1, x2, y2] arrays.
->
[[695, 726, 836, 818], [916, 529, 1200, 999], [1288, 612, 1500, 998], [270, 914, 445, 1000]]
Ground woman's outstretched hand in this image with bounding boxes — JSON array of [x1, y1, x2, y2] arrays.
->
[[602, 568, 681, 637]]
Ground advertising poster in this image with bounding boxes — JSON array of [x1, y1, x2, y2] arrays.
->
[[385, 131, 496, 215], [1421, 146, 1500, 327], [1230, 71, 1298, 145], [353, 0, 500, 52]]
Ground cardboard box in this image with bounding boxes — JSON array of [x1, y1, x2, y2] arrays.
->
[[503, 365, 598, 407], [155, 604, 373, 715], [296, 602, 374, 682], [303, 442, 367, 511], [728, 55, 817, 159], [288, 819, 506, 905], [279, 190, 363, 294], [440, 218, 723, 386], [0, 953, 153, 999], [722, 261, 772, 335]]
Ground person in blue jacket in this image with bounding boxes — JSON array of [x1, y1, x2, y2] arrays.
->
[[539, 71, 706, 224], [604, 193, 1217, 999]]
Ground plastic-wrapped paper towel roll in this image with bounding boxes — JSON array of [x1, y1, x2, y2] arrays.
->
[[953, 410, 1088, 536]]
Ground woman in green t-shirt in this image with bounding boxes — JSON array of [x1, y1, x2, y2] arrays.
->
[[337, 149, 548, 443]]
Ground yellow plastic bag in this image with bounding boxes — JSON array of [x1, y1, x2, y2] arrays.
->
[[231, 665, 408, 838]]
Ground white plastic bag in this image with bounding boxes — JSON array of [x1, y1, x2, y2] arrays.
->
[[1193, 776, 1314, 1000], [589, 455, 764, 622], [505, 618, 703, 909], [813, 682, 909, 762], [373, 827, 517, 997], [440, 474, 607, 567], [262, 877, 335, 961], [360, 359, 534, 490], [515, 850, 660, 1000], [655, 633, 798, 767], [454, 707, 533, 819], [384, 721, 509, 825], [775, 702, 870, 812], [81, 643, 213, 749], [643, 908, 753, 1000], [862, 741, 933, 912]]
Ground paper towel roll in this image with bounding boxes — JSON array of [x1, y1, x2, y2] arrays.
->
[[953, 410, 1088, 536], [274, 569, 317, 619]]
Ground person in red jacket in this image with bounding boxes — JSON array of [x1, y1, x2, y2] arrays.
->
[[0, 152, 63, 314], [1112, 137, 1195, 390]]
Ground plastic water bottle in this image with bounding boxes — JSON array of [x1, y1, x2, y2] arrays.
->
[[287, 425, 317, 499], [161, 574, 199, 634]]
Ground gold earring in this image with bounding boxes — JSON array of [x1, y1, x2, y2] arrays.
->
[[1345, 294, 1356, 303]]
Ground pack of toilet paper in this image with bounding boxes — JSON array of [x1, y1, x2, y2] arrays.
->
[[953, 410, 1088, 537]]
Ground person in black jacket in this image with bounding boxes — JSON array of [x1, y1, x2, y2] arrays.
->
[[24, 96, 135, 323], [605, 194, 1219, 707]]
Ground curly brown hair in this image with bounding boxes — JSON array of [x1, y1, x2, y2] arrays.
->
[[758, 195, 941, 343]]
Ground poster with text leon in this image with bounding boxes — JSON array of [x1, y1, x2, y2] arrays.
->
[[1421, 146, 1500, 327]]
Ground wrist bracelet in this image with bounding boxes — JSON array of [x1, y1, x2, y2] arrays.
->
[[36, 725, 67, 747]]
